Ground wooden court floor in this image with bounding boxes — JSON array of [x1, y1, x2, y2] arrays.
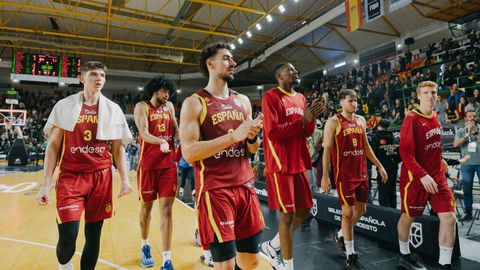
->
[[0, 170, 272, 269]]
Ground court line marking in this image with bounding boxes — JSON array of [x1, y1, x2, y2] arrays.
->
[[174, 197, 272, 262], [0, 237, 128, 270]]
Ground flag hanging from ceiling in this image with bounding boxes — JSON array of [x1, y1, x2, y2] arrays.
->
[[365, 0, 384, 23], [346, 0, 363, 32]]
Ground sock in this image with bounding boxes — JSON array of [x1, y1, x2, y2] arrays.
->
[[59, 259, 73, 270], [438, 245, 453, 266], [399, 240, 410, 255], [284, 258, 294, 270], [141, 239, 149, 247], [337, 230, 343, 238], [345, 240, 355, 256], [270, 233, 281, 250], [162, 251, 171, 264], [203, 249, 212, 260]]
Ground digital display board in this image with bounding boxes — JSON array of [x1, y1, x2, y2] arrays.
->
[[12, 51, 59, 76], [12, 51, 81, 79], [61, 55, 81, 78]]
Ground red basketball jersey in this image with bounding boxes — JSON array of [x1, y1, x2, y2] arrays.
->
[[331, 114, 368, 183], [59, 103, 112, 172], [138, 101, 175, 170], [193, 89, 254, 193]]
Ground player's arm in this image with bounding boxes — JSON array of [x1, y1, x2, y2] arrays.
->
[[180, 96, 256, 163], [238, 94, 261, 154], [359, 117, 388, 183], [262, 92, 304, 140], [167, 101, 180, 140], [111, 139, 133, 198], [320, 117, 336, 192], [36, 126, 63, 205], [133, 102, 162, 145]]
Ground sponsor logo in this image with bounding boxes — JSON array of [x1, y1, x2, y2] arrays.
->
[[70, 145, 107, 154], [286, 107, 304, 117], [219, 220, 234, 226], [213, 147, 245, 159], [342, 149, 364, 156], [221, 104, 233, 110], [424, 141, 441, 151], [255, 188, 268, 197], [58, 204, 80, 211], [158, 135, 173, 142], [84, 109, 97, 115], [409, 222, 423, 248], [105, 203, 112, 213]]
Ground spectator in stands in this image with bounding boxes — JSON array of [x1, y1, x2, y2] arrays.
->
[[405, 51, 412, 65], [445, 102, 459, 124], [434, 96, 448, 125], [380, 104, 391, 119], [447, 84, 464, 107], [453, 63, 468, 86], [453, 107, 480, 221], [474, 89, 480, 103], [412, 72, 422, 86], [424, 68, 437, 82], [457, 96, 467, 120]]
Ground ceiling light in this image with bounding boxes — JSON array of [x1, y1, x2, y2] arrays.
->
[[257, 85, 263, 90], [238, 38, 244, 44], [246, 31, 252, 38], [278, 4, 285, 13], [59, 82, 66, 86], [266, 15, 273, 22], [255, 23, 262, 31], [137, 86, 143, 91], [294, 0, 300, 2], [397, 44, 403, 49], [176, 89, 181, 93], [12, 78, 19, 83], [334, 61, 346, 68], [323, 70, 327, 75], [354, 59, 358, 63], [231, 44, 236, 50]]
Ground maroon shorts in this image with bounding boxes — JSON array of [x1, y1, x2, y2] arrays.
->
[[56, 168, 113, 224], [336, 179, 369, 206], [137, 167, 177, 202], [400, 178, 454, 217], [197, 182, 264, 246], [266, 171, 313, 213]]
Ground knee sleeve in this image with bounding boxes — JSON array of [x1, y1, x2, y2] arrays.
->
[[57, 221, 80, 264]]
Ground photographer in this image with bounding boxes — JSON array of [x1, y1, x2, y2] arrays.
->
[[453, 108, 480, 221], [369, 119, 401, 208]]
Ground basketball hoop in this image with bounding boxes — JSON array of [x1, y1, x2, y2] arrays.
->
[[0, 109, 27, 127]]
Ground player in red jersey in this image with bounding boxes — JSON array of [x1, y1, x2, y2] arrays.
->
[[260, 62, 325, 270], [322, 89, 387, 270], [179, 42, 264, 270], [396, 81, 456, 270], [36, 61, 133, 270], [134, 74, 179, 269]]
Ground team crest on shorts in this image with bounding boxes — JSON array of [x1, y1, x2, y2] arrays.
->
[[105, 203, 112, 213]]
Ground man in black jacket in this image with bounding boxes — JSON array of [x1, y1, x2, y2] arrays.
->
[[369, 119, 401, 208]]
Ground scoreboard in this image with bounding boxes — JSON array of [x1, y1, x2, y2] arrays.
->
[[11, 51, 81, 84]]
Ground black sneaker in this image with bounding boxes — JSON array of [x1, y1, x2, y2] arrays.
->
[[398, 253, 426, 270], [437, 264, 453, 270], [345, 254, 364, 270], [460, 213, 473, 221], [334, 233, 347, 257]]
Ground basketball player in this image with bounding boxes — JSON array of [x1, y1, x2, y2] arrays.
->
[[321, 89, 387, 270], [134, 74, 179, 269], [260, 62, 325, 270], [36, 61, 133, 270], [179, 42, 264, 270], [397, 81, 456, 270]]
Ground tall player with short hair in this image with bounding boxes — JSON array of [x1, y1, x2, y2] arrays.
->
[[260, 62, 325, 270], [180, 42, 264, 270], [322, 89, 387, 270], [134, 74, 178, 270], [36, 61, 133, 270], [397, 81, 456, 270]]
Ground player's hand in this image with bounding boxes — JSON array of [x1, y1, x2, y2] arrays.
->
[[247, 114, 263, 140], [36, 184, 50, 205], [159, 139, 171, 153], [303, 98, 327, 124], [459, 155, 471, 164], [379, 167, 388, 184], [420, 175, 438, 194], [232, 117, 263, 142], [321, 176, 331, 194], [441, 159, 449, 174], [118, 180, 133, 198]]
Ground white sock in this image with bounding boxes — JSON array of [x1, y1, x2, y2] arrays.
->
[[203, 249, 212, 260], [141, 239, 149, 247], [59, 259, 73, 270], [284, 258, 294, 270], [337, 230, 343, 238], [162, 251, 171, 264], [438, 245, 453, 265], [399, 240, 410, 255], [270, 233, 281, 250], [345, 240, 355, 256]]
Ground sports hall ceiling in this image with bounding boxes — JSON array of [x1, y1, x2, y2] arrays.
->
[[1, 0, 479, 92]]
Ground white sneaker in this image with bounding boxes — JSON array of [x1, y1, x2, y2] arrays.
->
[[179, 187, 184, 197], [200, 254, 214, 267], [260, 241, 285, 270]]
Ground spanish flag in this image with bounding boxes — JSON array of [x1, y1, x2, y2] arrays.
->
[[346, 0, 363, 32]]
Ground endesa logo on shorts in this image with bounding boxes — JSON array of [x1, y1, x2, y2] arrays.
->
[[70, 145, 107, 154], [213, 147, 245, 159], [342, 149, 364, 157]]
